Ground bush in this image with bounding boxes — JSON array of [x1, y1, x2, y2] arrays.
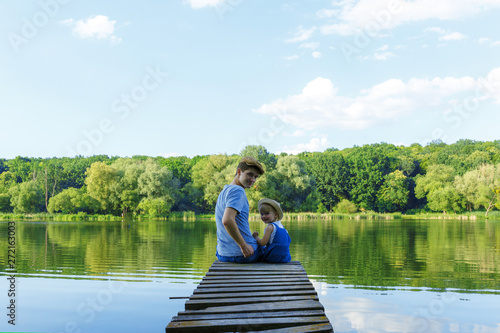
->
[[335, 199, 358, 214]]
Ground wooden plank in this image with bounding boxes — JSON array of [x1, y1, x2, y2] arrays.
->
[[211, 260, 301, 266], [209, 265, 306, 272], [185, 295, 319, 310], [201, 275, 309, 282], [193, 284, 315, 294], [245, 323, 334, 333], [190, 289, 318, 299], [196, 282, 313, 289], [205, 271, 307, 276], [165, 316, 329, 333], [179, 300, 324, 315], [171, 310, 325, 322]]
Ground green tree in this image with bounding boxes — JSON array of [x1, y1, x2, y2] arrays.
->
[[191, 154, 237, 190], [8, 181, 45, 213], [0, 171, 17, 212], [113, 158, 144, 214], [0, 159, 6, 174], [376, 170, 410, 212], [157, 156, 193, 186], [415, 164, 463, 213], [240, 145, 277, 171], [345, 145, 390, 211], [267, 156, 314, 212], [138, 159, 179, 199], [455, 164, 500, 215], [6, 156, 33, 182], [46, 187, 99, 214], [203, 163, 238, 208], [137, 159, 179, 214], [137, 197, 172, 216], [85, 162, 121, 213], [306, 152, 350, 211], [0, 171, 17, 192], [174, 182, 204, 213]]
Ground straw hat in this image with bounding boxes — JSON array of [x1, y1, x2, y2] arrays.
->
[[258, 198, 284, 221]]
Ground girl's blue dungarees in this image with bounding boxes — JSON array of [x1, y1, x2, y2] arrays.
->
[[262, 222, 291, 263]]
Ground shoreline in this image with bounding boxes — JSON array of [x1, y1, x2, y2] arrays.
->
[[1, 211, 499, 222]]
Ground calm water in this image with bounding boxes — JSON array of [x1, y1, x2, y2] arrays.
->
[[1, 218, 499, 333]]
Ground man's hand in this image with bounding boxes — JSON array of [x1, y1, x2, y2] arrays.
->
[[240, 243, 254, 258]]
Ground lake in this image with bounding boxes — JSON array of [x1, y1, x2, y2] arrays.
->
[[1, 218, 499, 333]]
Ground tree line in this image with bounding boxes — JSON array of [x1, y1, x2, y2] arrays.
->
[[1, 139, 499, 217]]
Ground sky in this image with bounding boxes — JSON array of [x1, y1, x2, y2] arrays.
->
[[1, 0, 500, 159]]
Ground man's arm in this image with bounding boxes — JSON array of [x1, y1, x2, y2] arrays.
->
[[222, 207, 254, 258]]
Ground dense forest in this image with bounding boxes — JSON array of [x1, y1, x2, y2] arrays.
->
[[1, 139, 500, 217]]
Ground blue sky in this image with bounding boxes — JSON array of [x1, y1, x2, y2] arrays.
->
[[1, 0, 500, 159]]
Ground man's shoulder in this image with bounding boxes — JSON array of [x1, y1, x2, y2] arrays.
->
[[222, 184, 245, 196]]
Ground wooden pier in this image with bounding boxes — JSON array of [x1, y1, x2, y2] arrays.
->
[[166, 260, 333, 332]]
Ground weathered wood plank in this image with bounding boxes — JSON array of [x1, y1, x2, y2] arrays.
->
[[211, 260, 301, 266], [190, 289, 318, 299], [209, 265, 306, 272], [171, 310, 325, 322], [206, 270, 307, 276], [245, 323, 334, 333], [201, 275, 309, 283], [179, 300, 324, 315], [165, 316, 329, 333], [193, 284, 315, 294], [196, 282, 314, 290], [185, 295, 319, 310]]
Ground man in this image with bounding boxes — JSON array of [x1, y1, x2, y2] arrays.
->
[[215, 156, 265, 263]]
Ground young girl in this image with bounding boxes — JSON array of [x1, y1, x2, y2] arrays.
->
[[252, 198, 291, 263]]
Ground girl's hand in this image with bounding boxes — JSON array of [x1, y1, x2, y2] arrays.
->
[[252, 231, 259, 238]]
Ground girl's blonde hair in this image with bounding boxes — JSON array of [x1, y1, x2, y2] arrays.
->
[[259, 203, 279, 222]]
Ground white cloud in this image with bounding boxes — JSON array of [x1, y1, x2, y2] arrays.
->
[[424, 27, 466, 42], [300, 42, 320, 50], [285, 54, 299, 61], [62, 15, 121, 43], [316, 8, 338, 18], [285, 26, 317, 43], [440, 32, 466, 41], [184, 0, 225, 8], [425, 27, 446, 34], [373, 51, 395, 60], [254, 69, 500, 131], [312, 51, 323, 58], [372, 44, 395, 60], [478, 37, 500, 47], [320, 0, 500, 36], [282, 137, 329, 155], [283, 129, 308, 137]]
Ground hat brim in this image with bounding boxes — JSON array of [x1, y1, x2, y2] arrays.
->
[[258, 198, 284, 221]]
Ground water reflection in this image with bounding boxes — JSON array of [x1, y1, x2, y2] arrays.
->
[[1, 219, 499, 332]]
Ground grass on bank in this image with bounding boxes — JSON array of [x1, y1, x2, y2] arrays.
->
[[1, 210, 499, 222]]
